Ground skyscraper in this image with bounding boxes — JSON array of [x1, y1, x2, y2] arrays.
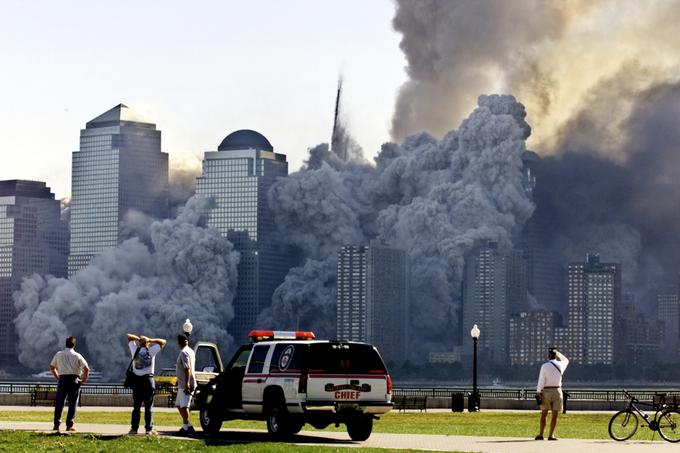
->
[[68, 104, 168, 275], [560, 254, 621, 365], [517, 151, 563, 313], [196, 130, 292, 342], [336, 241, 410, 363], [0, 180, 68, 365], [462, 241, 514, 364], [657, 292, 679, 362]]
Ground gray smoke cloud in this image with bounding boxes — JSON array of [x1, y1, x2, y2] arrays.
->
[[390, 0, 680, 300], [261, 95, 534, 353], [14, 196, 239, 375]]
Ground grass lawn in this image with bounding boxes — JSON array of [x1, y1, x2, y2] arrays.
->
[[0, 410, 667, 441], [0, 431, 429, 453]]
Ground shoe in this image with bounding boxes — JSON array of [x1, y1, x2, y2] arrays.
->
[[534, 435, 544, 440], [548, 436, 558, 441], [187, 425, 195, 434], [127, 429, 138, 435], [66, 426, 76, 432], [146, 428, 158, 436], [52, 425, 60, 432]]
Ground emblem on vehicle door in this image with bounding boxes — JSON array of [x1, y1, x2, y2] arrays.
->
[[278, 345, 294, 371]]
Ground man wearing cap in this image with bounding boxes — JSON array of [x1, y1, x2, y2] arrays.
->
[[535, 348, 569, 441], [126, 333, 166, 435], [49, 336, 89, 432]]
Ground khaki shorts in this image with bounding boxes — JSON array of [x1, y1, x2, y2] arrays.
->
[[540, 388, 563, 412]]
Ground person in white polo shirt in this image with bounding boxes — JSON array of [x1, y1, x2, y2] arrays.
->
[[49, 336, 89, 432], [535, 347, 569, 441]]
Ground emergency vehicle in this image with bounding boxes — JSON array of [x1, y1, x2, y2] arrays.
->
[[192, 330, 393, 441]]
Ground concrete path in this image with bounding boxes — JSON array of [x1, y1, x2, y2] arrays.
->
[[1, 421, 677, 452]]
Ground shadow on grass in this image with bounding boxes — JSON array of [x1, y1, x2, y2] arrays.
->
[[192, 431, 354, 447]]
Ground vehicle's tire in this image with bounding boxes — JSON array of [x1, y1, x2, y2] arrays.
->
[[199, 405, 223, 435], [659, 409, 680, 443], [288, 416, 304, 434], [608, 410, 638, 441], [266, 404, 292, 438], [346, 414, 373, 441]]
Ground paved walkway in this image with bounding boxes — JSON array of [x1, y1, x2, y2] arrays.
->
[[1, 420, 677, 452]]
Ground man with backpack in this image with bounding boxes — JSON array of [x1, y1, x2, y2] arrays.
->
[[126, 333, 166, 435], [535, 347, 569, 441]]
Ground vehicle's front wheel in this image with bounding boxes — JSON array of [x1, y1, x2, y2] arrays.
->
[[346, 414, 373, 441], [199, 405, 223, 435]]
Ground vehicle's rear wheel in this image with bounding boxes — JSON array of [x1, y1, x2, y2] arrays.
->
[[346, 414, 373, 441], [266, 404, 293, 438], [199, 405, 223, 435]]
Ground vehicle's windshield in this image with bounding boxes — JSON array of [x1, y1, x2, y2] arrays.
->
[[306, 343, 387, 374]]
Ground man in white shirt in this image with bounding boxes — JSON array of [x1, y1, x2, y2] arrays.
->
[[49, 336, 89, 432], [175, 334, 197, 435], [535, 347, 569, 440], [126, 333, 166, 435]]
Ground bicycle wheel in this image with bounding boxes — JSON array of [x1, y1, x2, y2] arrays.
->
[[609, 410, 638, 441], [659, 409, 680, 443]]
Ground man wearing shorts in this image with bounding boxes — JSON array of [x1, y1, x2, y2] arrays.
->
[[535, 348, 569, 440], [175, 334, 196, 435]]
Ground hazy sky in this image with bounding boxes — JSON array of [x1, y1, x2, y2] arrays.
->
[[0, 0, 406, 199]]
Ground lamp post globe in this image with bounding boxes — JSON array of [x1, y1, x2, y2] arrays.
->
[[469, 324, 481, 412], [183, 318, 193, 337]]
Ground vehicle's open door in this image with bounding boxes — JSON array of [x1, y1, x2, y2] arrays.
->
[[194, 342, 224, 385]]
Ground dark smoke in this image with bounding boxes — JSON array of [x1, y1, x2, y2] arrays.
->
[[14, 196, 239, 375], [261, 95, 534, 354]]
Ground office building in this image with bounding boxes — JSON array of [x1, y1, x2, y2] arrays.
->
[[336, 241, 410, 363], [462, 241, 519, 364], [657, 293, 679, 362], [0, 180, 68, 365], [509, 311, 561, 366], [560, 254, 621, 365], [517, 151, 563, 313], [196, 129, 293, 341], [68, 104, 168, 275], [619, 300, 661, 366]]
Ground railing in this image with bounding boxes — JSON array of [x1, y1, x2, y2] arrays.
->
[[392, 387, 680, 402], [2, 382, 680, 403]]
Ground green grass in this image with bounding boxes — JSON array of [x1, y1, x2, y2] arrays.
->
[[0, 431, 430, 453], [0, 410, 668, 441]]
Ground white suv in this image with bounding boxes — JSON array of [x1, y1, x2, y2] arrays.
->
[[193, 330, 393, 441]]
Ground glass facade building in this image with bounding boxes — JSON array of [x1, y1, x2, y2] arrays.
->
[[336, 241, 410, 364], [68, 104, 168, 275], [196, 130, 293, 342], [0, 180, 68, 365]]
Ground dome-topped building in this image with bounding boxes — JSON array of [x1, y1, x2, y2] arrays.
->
[[196, 128, 293, 341], [218, 129, 273, 152]]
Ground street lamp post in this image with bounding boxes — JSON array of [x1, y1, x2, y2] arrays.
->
[[469, 324, 481, 412]]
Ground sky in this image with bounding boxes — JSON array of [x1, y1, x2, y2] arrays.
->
[[0, 0, 406, 199]]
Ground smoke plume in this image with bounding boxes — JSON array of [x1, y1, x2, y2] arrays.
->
[[261, 95, 534, 353], [14, 196, 239, 375], [391, 0, 680, 297]]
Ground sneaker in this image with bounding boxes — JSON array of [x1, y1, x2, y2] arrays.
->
[[534, 435, 544, 440], [548, 436, 558, 441], [52, 425, 60, 432], [127, 429, 138, 435], [176, 428, 189, 436], [66, 426, 76, 432], [186, 425, 196, 434], [146, 428, 158, 436]]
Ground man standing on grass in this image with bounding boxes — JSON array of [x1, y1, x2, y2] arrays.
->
[[535, 347, 569, 441], [49, 336, 89, 432], [126, 333, 166, 435], [175, 334, 196, 435]]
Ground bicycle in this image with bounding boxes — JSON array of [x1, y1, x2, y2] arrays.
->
[[608, 390, 680, 442]]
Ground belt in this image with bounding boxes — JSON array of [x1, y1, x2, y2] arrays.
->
[[543, 386, 561, 389]]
